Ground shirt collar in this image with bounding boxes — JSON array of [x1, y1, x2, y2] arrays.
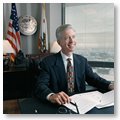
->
[[60, 51, 73, 61]]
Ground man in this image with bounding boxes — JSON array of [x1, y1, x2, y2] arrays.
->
[[35, 24, 114, 105]]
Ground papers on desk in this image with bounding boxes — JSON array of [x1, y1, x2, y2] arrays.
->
[[96, 90, 114, 108], [64, 90, 114, 114]]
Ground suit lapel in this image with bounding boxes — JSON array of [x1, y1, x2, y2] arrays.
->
[[73, 54, 82, 89], [53, 52, 67, 91]]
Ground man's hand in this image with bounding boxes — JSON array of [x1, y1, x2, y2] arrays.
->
[[49, 91, 71, 105]]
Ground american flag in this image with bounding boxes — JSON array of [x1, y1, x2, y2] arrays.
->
[[6, 3, 21, 61], [38, 3, 48, 52]]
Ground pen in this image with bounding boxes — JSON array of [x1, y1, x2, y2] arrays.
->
[[75, 102, 79, 114], [70, 101, 76, 106], [70, 101, 80, 114]]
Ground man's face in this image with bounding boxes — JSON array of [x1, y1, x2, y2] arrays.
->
[[58, 28, 76, 54]]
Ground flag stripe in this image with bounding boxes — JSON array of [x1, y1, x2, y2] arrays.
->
[[10, 53, 15, 61], [6, 34, 16, 48], [7, 38, 18, 53], [7, 30, 16, 41], [7, 21, 20, 52], [6, 3, 21, 61], [9, 22, 12, 28]]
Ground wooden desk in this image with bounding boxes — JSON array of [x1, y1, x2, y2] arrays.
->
[[3, 67, 35, 100], [3, 99, 21, 114], [19, 97, 114, 114], [3, 53, 52, 100], [3, 97, 114, 114]]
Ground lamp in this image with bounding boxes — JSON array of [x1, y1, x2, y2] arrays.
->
[[50, 40, 61, 53], [3, 40, 15, 70], [3, 40, 15, 54]]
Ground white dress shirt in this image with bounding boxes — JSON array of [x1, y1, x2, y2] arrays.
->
[[60, 51, 74, 72]]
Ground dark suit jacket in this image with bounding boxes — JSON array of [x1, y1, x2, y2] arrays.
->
[[35, 52, 111, 101]]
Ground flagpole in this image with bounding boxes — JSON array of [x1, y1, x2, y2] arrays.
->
[[43, 3, 46, 52]]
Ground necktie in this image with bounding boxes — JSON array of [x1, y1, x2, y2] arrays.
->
[[67, 58, 74, 95]]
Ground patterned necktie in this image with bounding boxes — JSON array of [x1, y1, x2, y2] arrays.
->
[[67, 58, 74, 95]]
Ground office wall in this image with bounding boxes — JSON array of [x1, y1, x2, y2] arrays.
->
[[3, 3, 61, 54]]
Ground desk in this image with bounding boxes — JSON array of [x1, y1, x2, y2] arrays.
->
[[3, 99, 21, 114], [3, 66, 97, 100], [3, 67, 35, 100], [3, 53, 51, 100], [18, 97, 114, 114]]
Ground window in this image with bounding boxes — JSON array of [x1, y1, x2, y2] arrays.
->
[[63, 3, 114, 81]]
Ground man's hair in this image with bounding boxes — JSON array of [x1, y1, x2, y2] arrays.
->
[[56, 24, 75, 40]]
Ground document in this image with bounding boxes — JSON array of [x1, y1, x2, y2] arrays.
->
[[96, 90, 114, 108], [64, 90, 114, 114]]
